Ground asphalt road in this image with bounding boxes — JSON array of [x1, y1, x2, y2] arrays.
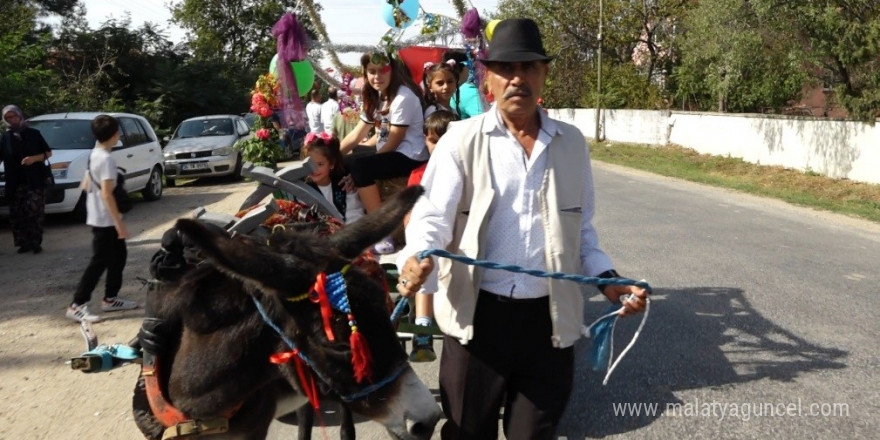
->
[[270, 161, 880, 439]]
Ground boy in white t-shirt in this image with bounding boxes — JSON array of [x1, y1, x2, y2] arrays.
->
[[66, 115, 138, 323], [320, 86, 340, 134]]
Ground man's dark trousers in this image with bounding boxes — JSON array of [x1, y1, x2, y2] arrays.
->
[[439, 292, 574, 440]]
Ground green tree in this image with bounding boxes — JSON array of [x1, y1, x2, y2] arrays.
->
[[170, 0, 299, 71], [149, 58, 253, 129], [760, 0, 880, 121], [495, 0, 685, 109], [46, 3, 251, 133], [674, 0, 880, 118], [9, 0, 78, 17], [621, 0, 691, 89], [50, 7, 129, 111], [48, 6, 182, 121], [674, 0, 808, 112], [0, 2, 57, 115]]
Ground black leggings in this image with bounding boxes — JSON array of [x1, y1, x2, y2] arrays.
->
[[8, 186, 45, 249], [347, 148, 426, 187]]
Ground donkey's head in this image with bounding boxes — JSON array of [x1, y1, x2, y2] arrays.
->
[[175, 186, 441, 439]]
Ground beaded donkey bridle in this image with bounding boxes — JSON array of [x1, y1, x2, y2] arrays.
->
[[251, 264, 407, 405]]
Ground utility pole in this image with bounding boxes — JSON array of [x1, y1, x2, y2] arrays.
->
[[595, 0, 603, 141]]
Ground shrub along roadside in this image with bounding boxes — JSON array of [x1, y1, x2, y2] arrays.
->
[[589, 142, 880, 224]]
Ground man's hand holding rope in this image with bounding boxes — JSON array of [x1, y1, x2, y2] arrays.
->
[[601, 284, 649, 317], [397, 255, 433, 297]]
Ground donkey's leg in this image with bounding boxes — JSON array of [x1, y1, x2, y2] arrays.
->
[[296, 405, 315, 440], [339, 401, 355, 440]]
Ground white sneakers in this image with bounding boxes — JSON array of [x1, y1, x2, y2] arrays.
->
[[101, 297, 139, 312], [66, 297, 139, 323], [66, 304, 101, 323]]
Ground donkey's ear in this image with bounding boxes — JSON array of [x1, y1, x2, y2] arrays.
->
[[329, 185, 424, 259], [174, 219, 317, 293]]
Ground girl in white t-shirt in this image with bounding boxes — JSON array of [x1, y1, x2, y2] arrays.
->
[[340, 52, 428, 219], [304, 132, 364, 224]]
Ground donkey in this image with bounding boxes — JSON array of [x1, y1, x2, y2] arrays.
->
[[132, 186, 441, 440]]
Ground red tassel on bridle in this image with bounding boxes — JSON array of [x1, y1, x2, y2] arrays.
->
[[348, 314, 373, 383], [309, 269, 374, 383]]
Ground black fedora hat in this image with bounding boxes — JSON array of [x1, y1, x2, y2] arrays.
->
[[480, 18, 553, 63]]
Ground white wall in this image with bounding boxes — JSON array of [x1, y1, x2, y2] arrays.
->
[[548, 108, 880, 185]]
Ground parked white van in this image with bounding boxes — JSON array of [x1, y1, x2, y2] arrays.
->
[[0, 112, 164, 220]]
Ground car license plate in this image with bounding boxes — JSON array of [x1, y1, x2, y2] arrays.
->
[[181, 163, 209, 171]]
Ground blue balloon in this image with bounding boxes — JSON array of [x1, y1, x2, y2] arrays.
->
[[381, 0, 420, 29]]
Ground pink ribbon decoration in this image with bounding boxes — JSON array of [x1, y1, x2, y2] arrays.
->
[[304, 131, 334, 145], [424, 59, 456, 72]]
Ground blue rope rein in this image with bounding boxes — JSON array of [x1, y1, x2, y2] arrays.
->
[[416, 249, 652, 291], [250, 296, 325, 380], [414, 248, 652, 385], [390, 296, 410, 323]]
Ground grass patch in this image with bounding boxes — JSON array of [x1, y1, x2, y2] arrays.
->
[[589, 142, 880, 223]]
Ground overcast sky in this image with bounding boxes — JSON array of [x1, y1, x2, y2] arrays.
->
[[75, 0, 501, 64]]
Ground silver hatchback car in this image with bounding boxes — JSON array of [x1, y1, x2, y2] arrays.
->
[[162, 115, 251, 186]]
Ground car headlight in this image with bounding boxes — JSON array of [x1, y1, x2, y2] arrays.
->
[[51, 161, 71, 180], [212, 146, 233, 156], [163, 150, 176, 159]]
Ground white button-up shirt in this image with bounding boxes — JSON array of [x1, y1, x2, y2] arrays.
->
[[479, 108, 555, 297], [399, 106, 613, 298]]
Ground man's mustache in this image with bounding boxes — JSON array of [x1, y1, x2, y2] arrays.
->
[[502, 87, 532, 99]]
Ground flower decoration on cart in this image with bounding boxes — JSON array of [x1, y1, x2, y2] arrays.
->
[[237, 73, 286, 167]]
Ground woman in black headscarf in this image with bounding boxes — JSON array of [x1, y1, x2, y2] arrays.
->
[[0, 105, 52, 253]]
